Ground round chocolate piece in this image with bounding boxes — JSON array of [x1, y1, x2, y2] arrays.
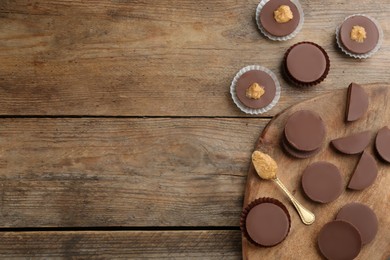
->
[[241, 198, 290, 247], [375, 126, 390, 163], [301, 162, 343, 203], [235, 70, 277, 109], [348, 151, 378, 191], [284, 110, 326, 152], [336, 203, 378, 245], [284, 42, 330, 86], [282, 136, 320, 159], [339, 15, 379, 54], [331, 131, 371, 155], [259, 0, 300, 37], [318, 220, 362, 260]]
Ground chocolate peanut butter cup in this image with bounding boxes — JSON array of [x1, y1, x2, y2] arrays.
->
[[336, 14, 383, 59], [348, 151, 378, 191], [345, 83, 369, 122], [282, 110, 326, 158], [375, 126, 390, 163], [318, 220, 362, 260], [283, 42, 330, 87], [336, 203, 378, 245], [230, 65, 281, 115], [256, 0, 304, 41], [331, 131, 371, 155], [282, 137, 320, 159], [301, 162, 343, 203], [240, 197, 290, 247]]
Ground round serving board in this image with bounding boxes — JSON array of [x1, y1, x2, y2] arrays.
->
[[242, 83, 390, 260]]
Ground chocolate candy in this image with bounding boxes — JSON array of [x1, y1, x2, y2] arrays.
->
[[301, 162, 343, 203], [339, 15, 380, 54], [331, 131, 371, 155], [284, 110, 326, 153], [259, 0, 300, 37], [345, 83, 369, 122], [235, 70, 277, 109], [241, 198, 290, 247], [375, 126, 390, 163], [336, 203, 378, 245], [281, 137, 320, 159], [284, 42, 330, 86], [348, 151, 378, 190], [318, 220, 362, 260]]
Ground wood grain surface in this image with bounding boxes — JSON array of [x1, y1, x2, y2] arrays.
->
[[0, 0, 389, 116], [0, 118, 265, 227], [243, 84, 390, 260], [0, 230, 241, 259], [1, 0, 390, 258]]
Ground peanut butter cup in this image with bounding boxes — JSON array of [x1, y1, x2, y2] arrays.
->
[[337, 15, 382, 58], [230, 65, 281, 115], [283, 42, 330, 87], [318, 220, 362, 260], [348, 151, 378, 191], [256, 0, 303, 40], [345, 83, 369, 122], [375, 126, 390, 163], [331, 131, 371, 155], [301, 162, 343, 203], [336, 203, 378, 245], [240, 197, 290, 247], [283, 110, 326, 158]]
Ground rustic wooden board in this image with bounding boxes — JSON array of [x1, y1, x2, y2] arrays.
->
[[0, 230, 241, 259], [0, 0, 389, 116], [243, 84, 390, 260], [0, 118, 266, 227]]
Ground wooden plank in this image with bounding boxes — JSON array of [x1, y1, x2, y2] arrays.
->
[[0, 0, 389, 116], [0, 230, 242, 259], [0, 118, 267, 227]]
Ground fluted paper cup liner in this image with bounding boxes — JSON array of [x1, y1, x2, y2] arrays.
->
[[230, 65, 281, 115]]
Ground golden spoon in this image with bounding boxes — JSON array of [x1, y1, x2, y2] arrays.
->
[[252, 150, 315, 225]]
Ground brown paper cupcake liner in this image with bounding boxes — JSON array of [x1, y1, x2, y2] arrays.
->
[[283, 41, 330, 87], [240, 197, 291, 247]]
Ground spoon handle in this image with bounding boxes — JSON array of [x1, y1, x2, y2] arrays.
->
[[273, 177, 315, 225]]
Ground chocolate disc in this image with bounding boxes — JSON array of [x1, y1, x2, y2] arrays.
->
[[345, 83, 369, 122], [339, 15, 379, 54], [284, 110, 326, 152], [375, 126, 390, 163], [282, 136, 320, 159], [301, 162, 343, 203], [348, 151, 378, 190], [259, 0, 300, 37], [336, 203, 378, 245], [318, 220, 362, 260], [284, 42, 329, 85], [235, 70, 277, 109], [244, 201, 290, 247], [331, 131, 371, 155]]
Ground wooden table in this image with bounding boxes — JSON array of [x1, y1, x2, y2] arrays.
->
[[0, 0, 389, 258]]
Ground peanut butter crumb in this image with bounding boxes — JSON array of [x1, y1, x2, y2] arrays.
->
[[350, 25, 367, 43], [274, 5, 293, 23], [252, 151, 277, 180], [246, 83, 265, 100]]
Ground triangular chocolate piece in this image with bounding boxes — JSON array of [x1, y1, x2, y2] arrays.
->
[[345, 83, 369, 122], [375, 126, 390, 163], [331, 131, 371, 154], [348, 151, 378, 190]]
